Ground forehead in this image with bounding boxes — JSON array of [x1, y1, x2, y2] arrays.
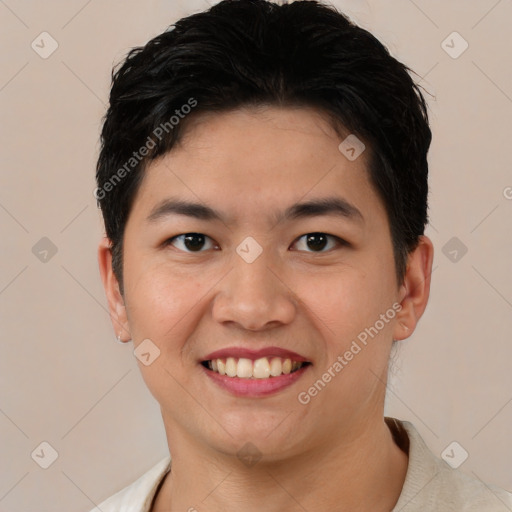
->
[[128, 106, 386, 228]]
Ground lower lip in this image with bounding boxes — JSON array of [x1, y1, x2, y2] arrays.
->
[[202, 364, 311, 397]]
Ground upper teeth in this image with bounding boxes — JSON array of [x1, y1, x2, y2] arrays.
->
[[208, 357, 304, 379]]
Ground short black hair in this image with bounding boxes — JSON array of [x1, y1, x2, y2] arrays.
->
[[96, 0, 432, 294]]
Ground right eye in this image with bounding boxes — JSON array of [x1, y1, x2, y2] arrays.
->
[[164, 233, 219, 253]]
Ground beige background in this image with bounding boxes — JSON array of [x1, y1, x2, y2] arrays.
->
[[1, 0, 511, 510]]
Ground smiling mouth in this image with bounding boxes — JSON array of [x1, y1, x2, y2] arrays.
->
[[201, 356, 312, 379]]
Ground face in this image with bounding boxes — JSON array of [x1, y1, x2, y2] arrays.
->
[[100, 106, 429, 461]]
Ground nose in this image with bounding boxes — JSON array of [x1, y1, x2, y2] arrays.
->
[[212, 251, 297, 331]]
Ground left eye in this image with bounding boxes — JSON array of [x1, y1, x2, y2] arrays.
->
[[166, 233, 217, 252], [291, 233, 344, 252]]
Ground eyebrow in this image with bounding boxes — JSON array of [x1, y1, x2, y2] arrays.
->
[[146, 196, 364, 225]]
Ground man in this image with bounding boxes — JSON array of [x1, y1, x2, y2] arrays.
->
[[92, 0, 512, 510]]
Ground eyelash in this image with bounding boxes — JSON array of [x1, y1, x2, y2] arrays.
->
[[164, 232, 348, 253]]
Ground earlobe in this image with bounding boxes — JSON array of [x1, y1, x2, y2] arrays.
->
[[392, 235, 434, 341], [97, 237, 131, 341]]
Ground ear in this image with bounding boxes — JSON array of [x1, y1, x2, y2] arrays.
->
[[393, 235, 434, 341], [98, 237, 131, 342]]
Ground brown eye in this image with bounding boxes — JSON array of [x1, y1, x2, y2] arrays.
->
[[166, 233, 216, 252], [292, 233, 346, 252]]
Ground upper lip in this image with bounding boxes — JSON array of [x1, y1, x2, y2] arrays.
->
[[202, 346, 310, 362]]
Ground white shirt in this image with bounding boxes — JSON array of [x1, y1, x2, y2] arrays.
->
[[89, 418, 512, 511]]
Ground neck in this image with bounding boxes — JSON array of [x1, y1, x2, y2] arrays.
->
[[152, 417, 408, 512]]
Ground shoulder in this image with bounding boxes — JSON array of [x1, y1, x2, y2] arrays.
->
[[88, 456, 172, 512], [389, 418, 512, 512]]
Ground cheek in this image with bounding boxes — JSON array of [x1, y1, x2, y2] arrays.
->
[[294, 260, 396, 352], [298, 266, 396, 410], [123, 257, 206, 340], [295, 267, 370, 328], [122, 260, 208, 403]]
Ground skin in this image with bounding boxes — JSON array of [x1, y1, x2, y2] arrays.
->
[[98, 106, 434, 512]]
